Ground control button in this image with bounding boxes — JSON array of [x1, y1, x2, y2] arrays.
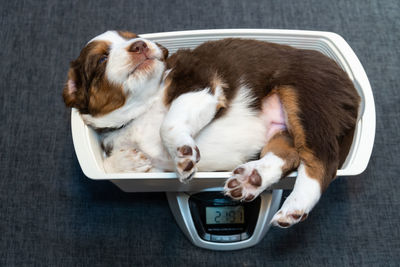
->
[[241, 232, 250, 240], [211, 234, 241, 243]]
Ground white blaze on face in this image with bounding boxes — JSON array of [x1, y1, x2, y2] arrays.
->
[[108, 38, 163, 81], [88, 30, 165, 87]]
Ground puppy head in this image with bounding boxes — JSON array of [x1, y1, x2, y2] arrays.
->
[[63, 30, 169, 128]]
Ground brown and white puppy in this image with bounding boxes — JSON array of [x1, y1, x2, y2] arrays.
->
[[63, 30, 360, 228]]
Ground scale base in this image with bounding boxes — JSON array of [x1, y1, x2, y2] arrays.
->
[[166, 188, 282, 251]]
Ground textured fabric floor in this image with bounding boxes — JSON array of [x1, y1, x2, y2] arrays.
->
[[1, 0, 399, 266]]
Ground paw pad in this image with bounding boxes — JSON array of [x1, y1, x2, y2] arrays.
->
[[194, 146, 200, 162], [224, 165, 265, 202], [230, 188, 243, 198], [248, 170, 262, 186], [233, 167, 244, 175], [178, 145, 192, 156], [175, 145, 200, 182], [277, 221, 290, 228], [179, 159, 194, 172], [271, 210, 309, 228], [227, 179, 239, 188], [291, 214, 302, 220]]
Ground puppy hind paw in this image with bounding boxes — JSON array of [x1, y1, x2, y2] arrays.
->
[[270, 210, 308, 228], [270, 164, 321, 228], [224, 163, 265, 202], [224, 154, 285, 202]]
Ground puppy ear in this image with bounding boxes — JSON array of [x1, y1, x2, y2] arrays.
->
[[156, 42, 169, 60], [63, 78, 78, 107]]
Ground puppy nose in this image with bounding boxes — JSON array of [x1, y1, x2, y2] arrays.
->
[[129, 41, 148, 54]]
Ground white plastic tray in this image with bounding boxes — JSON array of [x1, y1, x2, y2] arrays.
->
[[70, 29, 375, 192]]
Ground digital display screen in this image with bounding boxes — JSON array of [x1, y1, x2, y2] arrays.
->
[[206, 206, 244, 224]]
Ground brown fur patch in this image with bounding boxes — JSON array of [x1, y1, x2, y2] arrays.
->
[[274, 88, 327, 189], [275, 87, 335, 191], [164, 39, 293, 108], [261, 131, 300, 176], [117, 31, 138, 40], [275, 87, 306, 149], [300, 150, 326, 190], [88, 78, 126, 116], [156, 43, 169, 60], [63, 40, 127, 116], [338, 127, 356, 168], [209, 74, 228, 93], [162, 75, 173, 106], [210, 74, 228, 112]]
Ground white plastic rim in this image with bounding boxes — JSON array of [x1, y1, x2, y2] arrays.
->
[[70, 29, 375, 189]]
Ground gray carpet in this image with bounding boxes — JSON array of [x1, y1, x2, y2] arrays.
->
[[1, 0, 399, 266]]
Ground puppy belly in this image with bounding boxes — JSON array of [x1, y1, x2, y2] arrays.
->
[[260, 93, 287, 139], [193, 88, 267, 171], [195, 92, 287, 172]]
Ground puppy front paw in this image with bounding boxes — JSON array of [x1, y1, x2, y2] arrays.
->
[[175, 145, 200, 183]]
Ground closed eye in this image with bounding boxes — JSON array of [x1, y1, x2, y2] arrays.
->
[[98, 55, 108, 64]]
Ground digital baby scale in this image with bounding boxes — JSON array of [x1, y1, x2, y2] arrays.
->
[[166, 189, 282, 250], [69, 29, 375, 250]]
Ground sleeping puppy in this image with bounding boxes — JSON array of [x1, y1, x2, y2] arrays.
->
[[63, 30, 360, 228]]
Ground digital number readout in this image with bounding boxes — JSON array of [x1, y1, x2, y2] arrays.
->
[[205, 206, 244, 224]]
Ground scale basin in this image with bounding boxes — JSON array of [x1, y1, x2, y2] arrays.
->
[[70, 29, 375, 192]]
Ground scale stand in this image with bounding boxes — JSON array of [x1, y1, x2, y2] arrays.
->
[[166, 188, 282, 251]]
